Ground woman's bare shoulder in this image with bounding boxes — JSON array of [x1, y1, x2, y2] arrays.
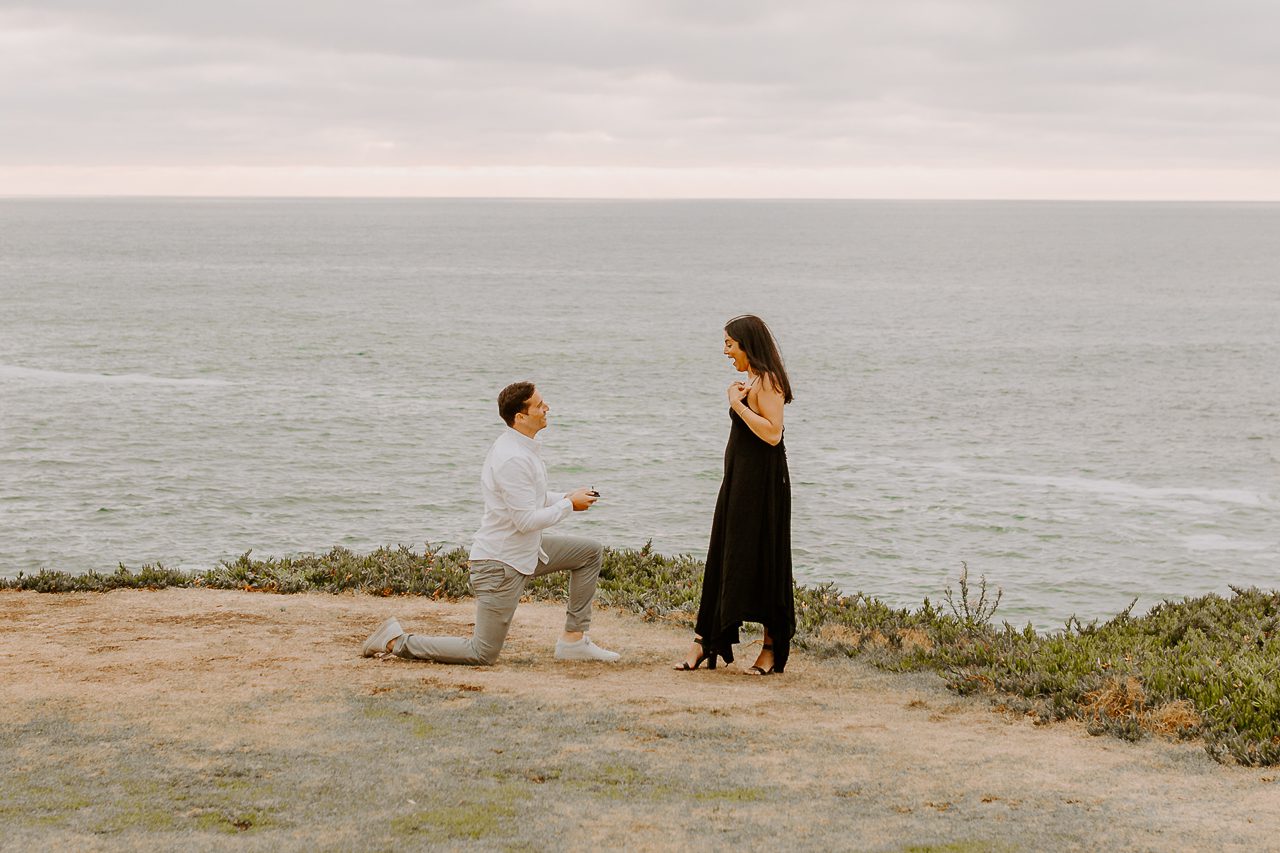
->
[[756, 375, 785, 401]]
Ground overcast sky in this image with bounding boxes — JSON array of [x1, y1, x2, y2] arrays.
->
[[2, 1, 1278, 198]]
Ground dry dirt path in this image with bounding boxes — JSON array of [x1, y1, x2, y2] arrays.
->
[[2, 588, 1277, 851]]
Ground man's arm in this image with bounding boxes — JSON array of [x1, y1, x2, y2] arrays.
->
[[497, 458, 573, 533]]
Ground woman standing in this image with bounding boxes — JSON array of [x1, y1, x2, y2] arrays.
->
[[677, 314, 795, 675]]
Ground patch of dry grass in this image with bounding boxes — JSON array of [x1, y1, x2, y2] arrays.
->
[[1143, 701, 1203, 739], [1082, 676, 1146, 720]]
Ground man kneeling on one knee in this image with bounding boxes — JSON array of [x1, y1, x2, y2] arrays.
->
[[362, 381, 620, 665]]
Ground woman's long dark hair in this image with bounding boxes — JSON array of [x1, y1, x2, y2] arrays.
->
[[725, 314, 793, 404]]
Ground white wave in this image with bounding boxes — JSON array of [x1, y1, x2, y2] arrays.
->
[[1183, 534, 1275, 552], [1014, 474, 1270, 508], [0, 365, 232, 387], [917, 462, 1272, 509]]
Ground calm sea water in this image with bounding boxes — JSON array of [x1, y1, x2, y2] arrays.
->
[[1, 199, 1277, 627]]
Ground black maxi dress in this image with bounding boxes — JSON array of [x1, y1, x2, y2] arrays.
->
[[694, 395, 795, 672]]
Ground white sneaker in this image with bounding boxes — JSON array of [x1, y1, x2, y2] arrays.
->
[[362, 617, 403, 657], [554, 634, 620, 662]]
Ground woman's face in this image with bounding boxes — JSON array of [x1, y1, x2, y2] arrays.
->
[[723, 333, 749, 372]]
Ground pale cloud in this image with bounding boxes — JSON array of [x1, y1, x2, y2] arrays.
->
[[1, 1, 1278, 197]]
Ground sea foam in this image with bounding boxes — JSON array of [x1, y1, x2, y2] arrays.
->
[[927, 463, 1272, 509]]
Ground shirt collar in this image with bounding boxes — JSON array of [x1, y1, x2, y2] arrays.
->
[[505, 426, 542, 453]]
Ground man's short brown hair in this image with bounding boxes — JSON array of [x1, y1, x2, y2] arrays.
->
[[498, 381, 536, 427]]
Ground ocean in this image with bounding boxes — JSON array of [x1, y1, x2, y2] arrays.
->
[[1, 198, 1276, 627]]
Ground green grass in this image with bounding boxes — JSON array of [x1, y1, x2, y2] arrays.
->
[[389, 783, 524, 840], [561, 762, 678, 800], [896, 843, 1013, 853], [188, 808, 276, 834], [693, 786, 768, 802], [361, 700, 440, 739], [6, 542, 1280, 765]]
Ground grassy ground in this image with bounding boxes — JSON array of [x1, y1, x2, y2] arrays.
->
[[6, 542, 1279, 765], [4, 588, 1277, 852]]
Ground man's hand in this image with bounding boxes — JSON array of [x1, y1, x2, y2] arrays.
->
[[568, 488, 599, 512]]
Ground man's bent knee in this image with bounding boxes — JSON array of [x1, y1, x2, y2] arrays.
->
[[474, 642, 503, 666]]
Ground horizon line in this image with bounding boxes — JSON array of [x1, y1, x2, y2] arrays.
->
[[4, 194, 1279, 203]]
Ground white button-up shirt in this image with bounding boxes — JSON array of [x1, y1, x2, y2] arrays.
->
[[469, 428, 573, 575]]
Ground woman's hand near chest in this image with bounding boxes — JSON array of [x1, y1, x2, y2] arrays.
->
[[731, 377, 785, 446]]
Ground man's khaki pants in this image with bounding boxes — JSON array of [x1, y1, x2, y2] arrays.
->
[[392, 534, 604, 665]]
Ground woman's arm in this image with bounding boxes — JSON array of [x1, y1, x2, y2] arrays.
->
[[729, 378, 785, 445]]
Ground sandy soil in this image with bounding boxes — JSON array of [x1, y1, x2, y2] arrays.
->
[[2, 587, 1278, 852]]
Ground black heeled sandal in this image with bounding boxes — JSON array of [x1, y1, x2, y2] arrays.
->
[[748, 642, 776, 676], [674, 637, 717, 671]]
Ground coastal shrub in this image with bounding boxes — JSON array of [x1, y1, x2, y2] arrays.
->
[[195, 545, 473, 598], [0, 546, 475, 598], [5, 546, 1280, 765], [942, 562, 1002, 635], [932, 586, 1280, 764], [3, 563, 194, 593]]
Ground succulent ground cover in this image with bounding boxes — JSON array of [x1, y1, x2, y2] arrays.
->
[[6, 543, 1278, 765]]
